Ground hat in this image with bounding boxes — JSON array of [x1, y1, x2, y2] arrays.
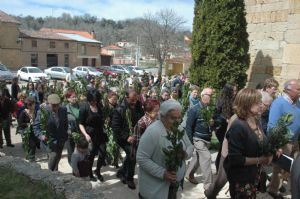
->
[[48, 94, 61, 104]]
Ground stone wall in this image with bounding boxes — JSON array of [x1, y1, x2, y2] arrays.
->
[[0, 154, 105, 199], [245, 0, 300, 87]]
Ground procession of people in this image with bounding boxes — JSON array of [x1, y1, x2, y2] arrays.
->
[[0, 71, 299, 199]]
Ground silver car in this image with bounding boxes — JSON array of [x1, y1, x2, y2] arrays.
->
[[0, 63, 14, 83], [44, 66, 71, 80], [72, 66, 102, 77]]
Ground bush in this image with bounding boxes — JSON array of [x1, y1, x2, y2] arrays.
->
[[190, 0, 250, 90]]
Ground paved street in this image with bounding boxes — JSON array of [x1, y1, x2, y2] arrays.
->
[[0, 123, 293, 199]]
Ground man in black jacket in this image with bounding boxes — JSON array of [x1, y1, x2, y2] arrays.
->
[[185, 88, 213, 191], [33, 94, 68, 171], [111, 89, 143, 189]]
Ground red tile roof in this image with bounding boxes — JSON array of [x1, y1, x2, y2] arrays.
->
[[40, 28, 93, 39], [0, 10, 20, 24], [19, 29, 74, 41], [103, 45, 123, 50]]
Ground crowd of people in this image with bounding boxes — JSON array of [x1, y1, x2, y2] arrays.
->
[[0, 72, 300, 199]]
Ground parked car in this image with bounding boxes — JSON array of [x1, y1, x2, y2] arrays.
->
[[72, 66, 102, 77], [128, 66, 145, 75], [110, 65, 130, 75], [44, 66, 71, 80], [0, 63, 14, 83], [17, 66, 48, 82], [97, 66, 118, 78]]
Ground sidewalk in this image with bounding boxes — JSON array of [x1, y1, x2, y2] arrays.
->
[[0, 125, 291, 199]]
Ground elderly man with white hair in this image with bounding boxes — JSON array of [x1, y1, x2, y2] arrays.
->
[[137, 99, 193, 199], [267, 79, 300, 198], [185, 87, 214, 189]]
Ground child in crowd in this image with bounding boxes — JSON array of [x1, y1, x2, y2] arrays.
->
[[71, 137, 90, 178]]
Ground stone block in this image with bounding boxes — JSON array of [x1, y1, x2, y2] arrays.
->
[[261, 1, 289, 12], [273, 66, 283, 76], [261, 49, 284, 59], [252, 40, 280, 50], [282, 44, 300, 64], [271, 11, 277, 22], [247, 23, 258, 32], [287, 14, 300, 29], [275, 10, 289, 22], [285, 30, 300, 43], [265, 32, 284, 41], [271, 22, 288, 31], [259, 23, 272, 32], [245, 0, 257, 6]]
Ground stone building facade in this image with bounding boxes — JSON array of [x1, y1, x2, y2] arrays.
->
[[0, 10, 101, 70], [246, 0, 300, 87], [0, 10, 22, 69]]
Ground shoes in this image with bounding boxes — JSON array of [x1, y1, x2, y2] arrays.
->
[[127, 180, 136, 190], [89, 175, 97, 182], [267, 191, 284, 199], [279, 185, 286, 193], [94, 171, 104, 182], [113, 163, 120, 169], [185, 176, 199, 185], [116, 170, 123, 178], [116, 171, 127, 184], [7, 144, 15, 147]]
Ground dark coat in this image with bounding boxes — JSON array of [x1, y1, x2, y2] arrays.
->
[[291, 155, 300, 199], [33, 106, 68, 145], [111, 100, 143, 145], [186, 102, 211, 143]]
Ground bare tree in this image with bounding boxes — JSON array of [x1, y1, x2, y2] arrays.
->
[[140, 9, 186, 80]]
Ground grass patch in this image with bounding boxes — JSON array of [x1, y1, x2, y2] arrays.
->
[[0, 167, 65, 199]]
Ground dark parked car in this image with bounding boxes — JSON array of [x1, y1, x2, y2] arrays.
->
[[0, 63, 14, 83]]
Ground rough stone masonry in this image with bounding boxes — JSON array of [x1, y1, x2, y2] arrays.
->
[[245, 0, 300, 87]]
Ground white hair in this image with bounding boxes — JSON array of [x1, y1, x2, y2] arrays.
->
[[283, 79, 300, 91], [200, 88, 213, 96], [160, 99, 182, 116]]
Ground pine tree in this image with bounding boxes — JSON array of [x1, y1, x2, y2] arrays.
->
[[190, 0, 250, 89]]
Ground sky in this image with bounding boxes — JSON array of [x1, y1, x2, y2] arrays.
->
[[1, 0, 195, 30]]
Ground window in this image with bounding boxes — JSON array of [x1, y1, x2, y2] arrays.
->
[[49, 41, 56, 48], [82, 58, 88, 65], [91, 58, 96, 67], [32, 40, 37, 48], [81, 44, 86, 55], [64, 54, 69, 67], [64, 43, 69, 49], [21, 68, 27, 73], [31, 54, 38, 66]]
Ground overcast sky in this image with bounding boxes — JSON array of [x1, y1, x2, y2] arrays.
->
[[1, 0, 195, 29]]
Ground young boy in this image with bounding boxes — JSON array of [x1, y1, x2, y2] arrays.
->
[[71, 137, 90, 177]]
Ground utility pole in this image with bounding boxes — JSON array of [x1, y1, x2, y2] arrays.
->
[[135, 36, 139, 67]]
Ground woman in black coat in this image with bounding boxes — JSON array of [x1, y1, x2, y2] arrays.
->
[[79, 90, 106, 182], [224, 88, 272, 198]]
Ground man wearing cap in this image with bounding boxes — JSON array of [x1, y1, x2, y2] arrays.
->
[[33, 94, 68, 171]]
